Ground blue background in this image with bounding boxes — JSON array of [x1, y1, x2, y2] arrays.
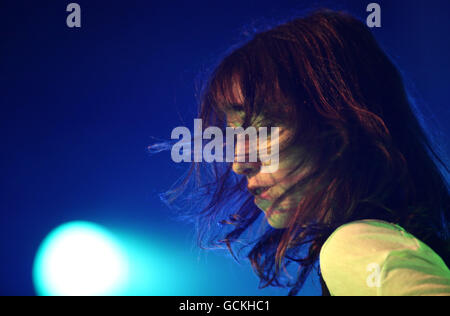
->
[[1, 0, 449, 295]]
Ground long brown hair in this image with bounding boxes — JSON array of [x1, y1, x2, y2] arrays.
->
[[159, 9, 450, 295]]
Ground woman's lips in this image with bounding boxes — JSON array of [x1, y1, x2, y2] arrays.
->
[[248, 186, 272, 200], [254, 195, 291, 215], [259, 189, 272, 200]]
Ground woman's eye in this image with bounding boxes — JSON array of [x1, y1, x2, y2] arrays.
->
[[231, 105, 244, 112], [227, 121, 242, 128], [226, 103, 244, 112]]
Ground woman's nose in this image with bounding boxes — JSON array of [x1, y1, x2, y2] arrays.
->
[[232, 161, 261, 177]]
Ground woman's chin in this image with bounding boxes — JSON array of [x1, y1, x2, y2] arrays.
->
[[254, 197, 271, 211], [255, 198, 293, 229], [266, 212, 291, 229]]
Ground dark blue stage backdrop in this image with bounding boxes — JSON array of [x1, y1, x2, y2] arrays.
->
[[1, 0, 449, 295]]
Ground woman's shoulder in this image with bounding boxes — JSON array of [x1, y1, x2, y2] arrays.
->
[[321, 219, 420, 255], [319, 219, 450, 296]]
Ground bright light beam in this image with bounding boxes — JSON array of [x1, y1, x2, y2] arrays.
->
[[33, 221, 128, 296]]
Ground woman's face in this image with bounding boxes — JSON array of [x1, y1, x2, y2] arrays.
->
[[222, 85, 308, 229]]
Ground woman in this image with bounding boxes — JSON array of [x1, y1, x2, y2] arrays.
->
[[159, 9, 450, 295]]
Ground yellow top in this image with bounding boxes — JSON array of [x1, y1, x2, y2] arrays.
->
[[319, 219, 450, 296]]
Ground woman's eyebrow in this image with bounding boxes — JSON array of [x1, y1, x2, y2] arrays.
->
[[226, 103, 245, 110]]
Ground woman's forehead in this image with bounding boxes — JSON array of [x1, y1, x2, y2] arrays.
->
[[214, 80, 245, 112], [211, 68, 291, 116], [216, 76, 245, 106]]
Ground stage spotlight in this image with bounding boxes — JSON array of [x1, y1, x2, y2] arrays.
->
[[33, 221, 128, 296]]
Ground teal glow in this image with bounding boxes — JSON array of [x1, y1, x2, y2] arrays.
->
[[33, 220, 291, 296], [33, 221, 128, 296]]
